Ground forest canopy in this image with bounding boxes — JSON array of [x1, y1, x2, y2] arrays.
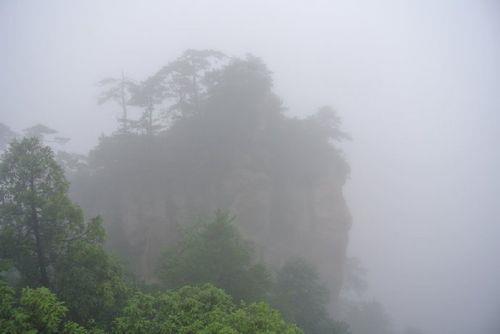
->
[[73, 51, 351, 301], [0, 50, 358, 333]]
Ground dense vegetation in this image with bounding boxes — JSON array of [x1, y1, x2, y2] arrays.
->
[[1, 50, 395, 333], [0, 136, 350, 332], [157, 211, 271, 302], [72, 50, 351, 309]]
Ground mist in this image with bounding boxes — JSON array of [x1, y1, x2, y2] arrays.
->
[[1, 1, 499, 333]]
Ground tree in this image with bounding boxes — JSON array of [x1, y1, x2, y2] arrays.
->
[[342, 257, 368, 298], [22, 123, 70, 146], [152, 49, 227, 118], [0, 123, 17, 152], [98, 72, 135, 133], [52, 220, 130, 328], [0, 283, 91, 333], [81, 50, 351, 305], [97, 50, 228, 135], [0, 138, 101, 287], [271, 258, 349, 334], [113, 283, 302, 334], [0, 138, 130, 328], [157, 211, 271, 302], [339, 258, 393, 334], [55, 150, 87, 176], [23, 124, 57, 140]]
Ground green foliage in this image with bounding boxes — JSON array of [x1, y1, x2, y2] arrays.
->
[[0, 137, 88, 287], [0, 259, 12, 282], [53, 230, 130, 328], [113, 283, 302, 334], [0, 274, 302, 334], [157, 211, 271, 302], [0, 138, 130, 330], [0, 283, 90, 333], [272, 258, 349, 334], [19, 287, 68, 332], [229, 302, 303, 334], [0, 137, 115, 288], [0, 123, 348, 333]]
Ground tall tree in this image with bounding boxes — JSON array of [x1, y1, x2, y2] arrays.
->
[[271, 258, 349, 334], [97, 50, 228, 135], [126, 78, 163, 136], [153, 49, 227, 118], [23, 123, 70, 146], [0, 123, 17, 152], [0, 137, 100, 287], [157, 211, 271, 302], [53, 227, 131, 328], [98, 71, 134, 133], [23, 124, 57, 140]]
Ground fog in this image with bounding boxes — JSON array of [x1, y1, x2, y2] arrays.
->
[[1, 1, 499, 333]]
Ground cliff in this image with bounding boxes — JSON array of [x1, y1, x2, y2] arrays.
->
[[70, 53, 351, 308]]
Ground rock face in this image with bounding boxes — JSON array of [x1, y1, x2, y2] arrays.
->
[[71, 54, 351, 308], [72, 128, 351, 309], [221, 161, 352, 307]]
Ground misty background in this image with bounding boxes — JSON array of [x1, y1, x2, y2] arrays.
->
[[1, 1, 499, 333]]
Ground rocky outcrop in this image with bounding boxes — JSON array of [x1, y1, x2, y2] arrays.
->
[[71, 54, 351, 308]]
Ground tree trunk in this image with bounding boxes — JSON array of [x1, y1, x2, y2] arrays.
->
[[192, 74, 199, 111], [30, 178, 49, 287], [146, 96, 154, 136], [120, 70, 128, 132]]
